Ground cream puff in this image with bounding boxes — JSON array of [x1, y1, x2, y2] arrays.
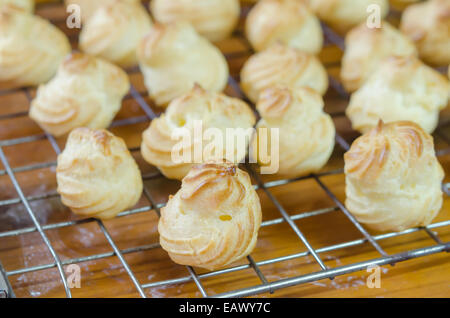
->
[[346, 56, 449, 134], [245, 0, 323, 54], [158, 160, 262, 270], [0, 5, 71, 89], [141, 85, 256, 180], [251, 85, 335, 177], [29, 53, 130, 137], [79, 0, 153, 68], [137, 22, 229, 107], [57, 128, 143, 220], [340, 21, 417, 92], [241, 43, 328, 103], [400, 0, 450, 66], [344, 120, 444, 232]]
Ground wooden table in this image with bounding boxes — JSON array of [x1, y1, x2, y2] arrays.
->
[[0, 1, 448, 298]]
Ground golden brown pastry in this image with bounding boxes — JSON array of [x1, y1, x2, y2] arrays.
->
[[29, 53, 130, 137], [137, 22, 229, 107], [141, 85, 256, 180], [389, 0, 419, 10], [0, 0, 33, 12], [251, 85, 335, 177], [400, 0, 450, 66], [0, 5, 71, 89], [309, 0, 389, 34], [346, 56, 449, 134], [57, 128, 143, 220], [65, 0, 140, 22], [158, 161, 262, 270], [341, 21, 417, 92], [150, 0, 240, 42], [246, 0, 323, 54], [79, 0, 153, 68], [240, 43, 328, 103], [344, 121, 444, 232]]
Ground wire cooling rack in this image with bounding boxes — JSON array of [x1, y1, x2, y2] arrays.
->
[[0, 1, 449, 298]]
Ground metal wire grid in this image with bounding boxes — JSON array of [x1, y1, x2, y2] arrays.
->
[[0, 2, 449, 298]]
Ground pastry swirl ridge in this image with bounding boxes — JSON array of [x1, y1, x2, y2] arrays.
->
[[158, 161, 262, 270]]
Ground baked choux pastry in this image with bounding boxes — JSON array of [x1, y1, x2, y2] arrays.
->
[[251, 85, 335, 177], [346, 56, 449, 134], [150, 0, 240, 42], [79, 0, 153, 68], [309, 0, 389, 34], [137, 23, 229, 107], [245, 0, 323, 54], [158, 161, 262, 270], [65, 0, 140, 22], [56, 128, 143, 220], [400, 0, 450, 66], [240, 43, 328, 103], [344, 121, 444, 232], [341, 21, 417, 92], [141, 85, 256, 180], [0, 5, 71, 89], [29, 53, 130, 137], [0, 0, 33, 12]]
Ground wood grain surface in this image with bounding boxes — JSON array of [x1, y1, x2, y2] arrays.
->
[[0, 1, 448, 298]]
